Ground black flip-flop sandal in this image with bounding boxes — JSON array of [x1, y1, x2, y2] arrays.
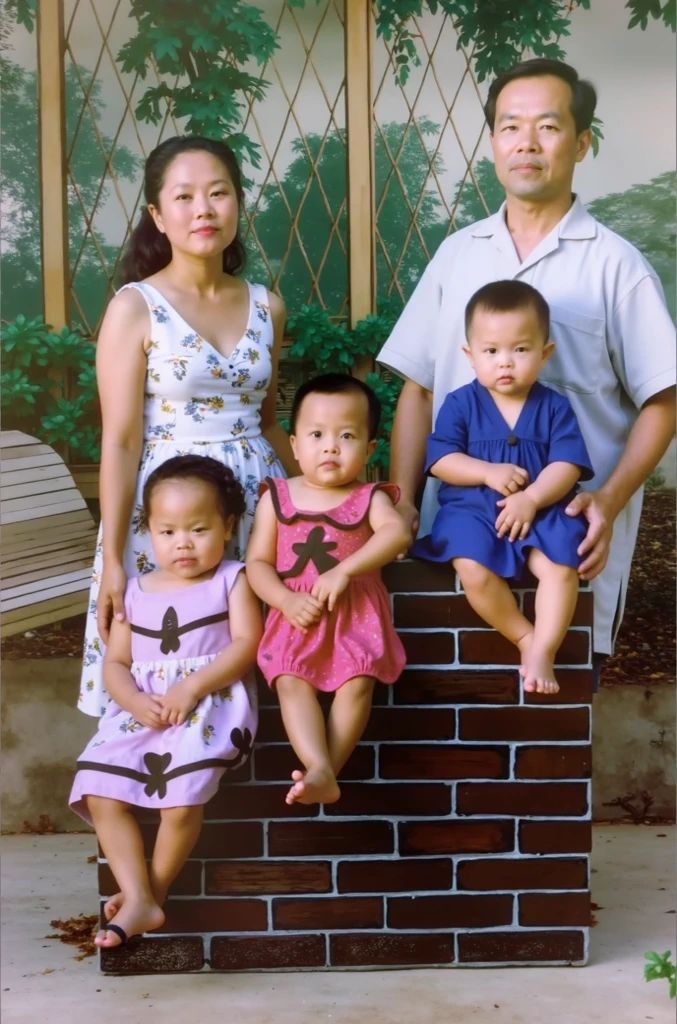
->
[[100, 923, 140, 948]]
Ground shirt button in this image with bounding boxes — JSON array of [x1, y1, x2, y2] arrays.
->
[[507, 434, 518, 446]]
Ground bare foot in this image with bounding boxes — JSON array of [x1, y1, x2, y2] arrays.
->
[[522, 645, 560, 694], [103, 893, 123, 921], [95, 898, 165, 948], [285, 766, 340, 806]]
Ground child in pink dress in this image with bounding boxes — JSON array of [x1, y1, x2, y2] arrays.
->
[[70, 455, 262, 950], [247, 374, 410, 807]]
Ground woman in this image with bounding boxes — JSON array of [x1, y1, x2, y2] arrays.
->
[[79, 135, 293, 717]]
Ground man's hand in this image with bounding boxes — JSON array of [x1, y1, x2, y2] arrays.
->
[[485, 463, 529, 496], [281, 590, 324, 632], [311, 566, 350, 612], [495, 491, 538, 541], [395, 499, 419, 559], [565, 490, 614, 580], [128, 692, 167, 730], [159, 680, 199, 727]]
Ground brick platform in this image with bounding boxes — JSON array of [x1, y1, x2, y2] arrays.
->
[[100, 559, 592, 974]]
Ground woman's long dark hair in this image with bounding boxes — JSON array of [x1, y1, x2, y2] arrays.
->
[[119, 136, 247, 284]]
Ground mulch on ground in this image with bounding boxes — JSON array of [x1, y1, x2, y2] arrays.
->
[[2, 492, 675, 685]]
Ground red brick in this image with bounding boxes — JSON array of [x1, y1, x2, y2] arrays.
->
[[388, 893, 512, 929], [398, 630, 455, 664], [253, 744, 374, 782], [190, 822, 263, 859], [519, 892, 591, 926], [205, 860, 331, 895], [459, 629, 589, 666], [159, 898, 267, 933], [380, 745, 508, 780], [458, 930, 585, 964], [323, 783, 451, 817], [524, 669, 593, 705], [459, 707, 589, 742], [399, 819, 514, 856], [273, 897, 383, 930], [457, 782, 588, 817], [205, 784, 318, 820], [362, 707, 456, 741], [394, 594, 486, 629], [524, 589, 593, 628], [330, 933, 454, 967], [394, 670, 519, 705], [211, 935, 326, 970], [98, 860, 202, 897], [268, 820, 394, 856], [519, 821, 592, 854], [457, 857, 588, 891], [383, 559, 455, 592], [100, 936, 204, 974], [337, 858, 453, 894], [515, 745, 591, 779]]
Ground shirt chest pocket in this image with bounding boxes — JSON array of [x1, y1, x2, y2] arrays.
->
[[540, 304, 606, 396]]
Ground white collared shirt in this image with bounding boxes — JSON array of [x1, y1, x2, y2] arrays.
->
[[377, 196, 676, 653]]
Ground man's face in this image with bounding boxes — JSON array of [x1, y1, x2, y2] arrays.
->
[[490, 74, 591, 204]]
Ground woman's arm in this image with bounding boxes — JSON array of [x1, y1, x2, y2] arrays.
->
[[96, 288, 149, 639], [260, 292, 295, 475]]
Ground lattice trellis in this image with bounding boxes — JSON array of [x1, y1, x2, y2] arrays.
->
[[64, 0, 183, 337], [373, 12, 493, 306], [241, 0, 348, 320]]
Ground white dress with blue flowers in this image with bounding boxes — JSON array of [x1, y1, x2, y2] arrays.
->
[[78, 280, 285, 718]]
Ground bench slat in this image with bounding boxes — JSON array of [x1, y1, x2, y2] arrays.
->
[[3, 568, 94, 606], [0, 431, 40, 448], [2, 498, 87, 525], [1, 594, 89, 637], [1, 464, 71, 488], [1, 476, 75, 501], [3, 548, 95, 581]]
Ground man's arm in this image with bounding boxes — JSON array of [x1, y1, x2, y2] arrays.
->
[[389, 379, 433, 537], [566, 387, 676, 579]]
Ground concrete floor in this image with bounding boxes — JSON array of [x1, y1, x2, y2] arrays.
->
[[1, 827, 675, 1024]]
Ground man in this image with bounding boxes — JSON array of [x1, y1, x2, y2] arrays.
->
[[377, 58, 675, 675]]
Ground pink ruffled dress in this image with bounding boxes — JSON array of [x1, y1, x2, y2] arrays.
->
[[257, 478, 406, 692]]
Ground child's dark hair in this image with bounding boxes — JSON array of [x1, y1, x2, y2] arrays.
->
[[142, 455, 246, 526], [119, 136, 246, 285], [465, 280, 550, 342], [290, 373, 381, 440]]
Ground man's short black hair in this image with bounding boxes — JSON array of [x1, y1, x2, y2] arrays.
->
[[290, 373, 381, 440], [465, 280, 550, 341], [484, 58, 597, 135]]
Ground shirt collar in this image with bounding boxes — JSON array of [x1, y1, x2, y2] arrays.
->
[[470, 194, 597, 242]]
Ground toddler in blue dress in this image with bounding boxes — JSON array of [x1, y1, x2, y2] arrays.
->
[[411, 280, 593, 694]]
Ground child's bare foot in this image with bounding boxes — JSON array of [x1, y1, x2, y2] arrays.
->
[[95, 898, 165, 948], [522, 645, 560, 694], [286, 767, 340, 806], [516, 630, 534, 677]]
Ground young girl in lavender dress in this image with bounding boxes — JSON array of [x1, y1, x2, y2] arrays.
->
[[247, 375, 411, 807], [411, 281, 593, 695], [70, 456, 262, 949]]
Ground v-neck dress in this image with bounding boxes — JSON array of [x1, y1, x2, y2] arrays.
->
[[410, 380, 594, 577], [70, 560, 255, 823], [78, 280, 284, 718], [257, 478, 406, 692]]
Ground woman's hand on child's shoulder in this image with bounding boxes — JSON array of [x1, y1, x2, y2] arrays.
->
[[485, 463, 529, 496], [128, 692, 167, 730], [311, 566, 350, 612], [281, 590, 324, 633]]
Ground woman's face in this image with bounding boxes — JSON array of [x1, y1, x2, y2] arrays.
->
[[148, 150, 240, 262]]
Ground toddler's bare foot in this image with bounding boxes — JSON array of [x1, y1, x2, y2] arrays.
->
[[285, 767, 340, 806], [95, 898, 165, 948], [103, 893, 123, 921], [516, 630, 534, 677], [522, 645, 560, 694]]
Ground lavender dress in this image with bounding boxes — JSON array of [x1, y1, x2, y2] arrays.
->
[[70, 560, 256, 824]]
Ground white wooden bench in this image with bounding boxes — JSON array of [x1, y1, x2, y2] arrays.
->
[[1, 430, 98, 637]]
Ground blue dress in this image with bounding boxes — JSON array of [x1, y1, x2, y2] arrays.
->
[[410, 380, 594, 578]]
